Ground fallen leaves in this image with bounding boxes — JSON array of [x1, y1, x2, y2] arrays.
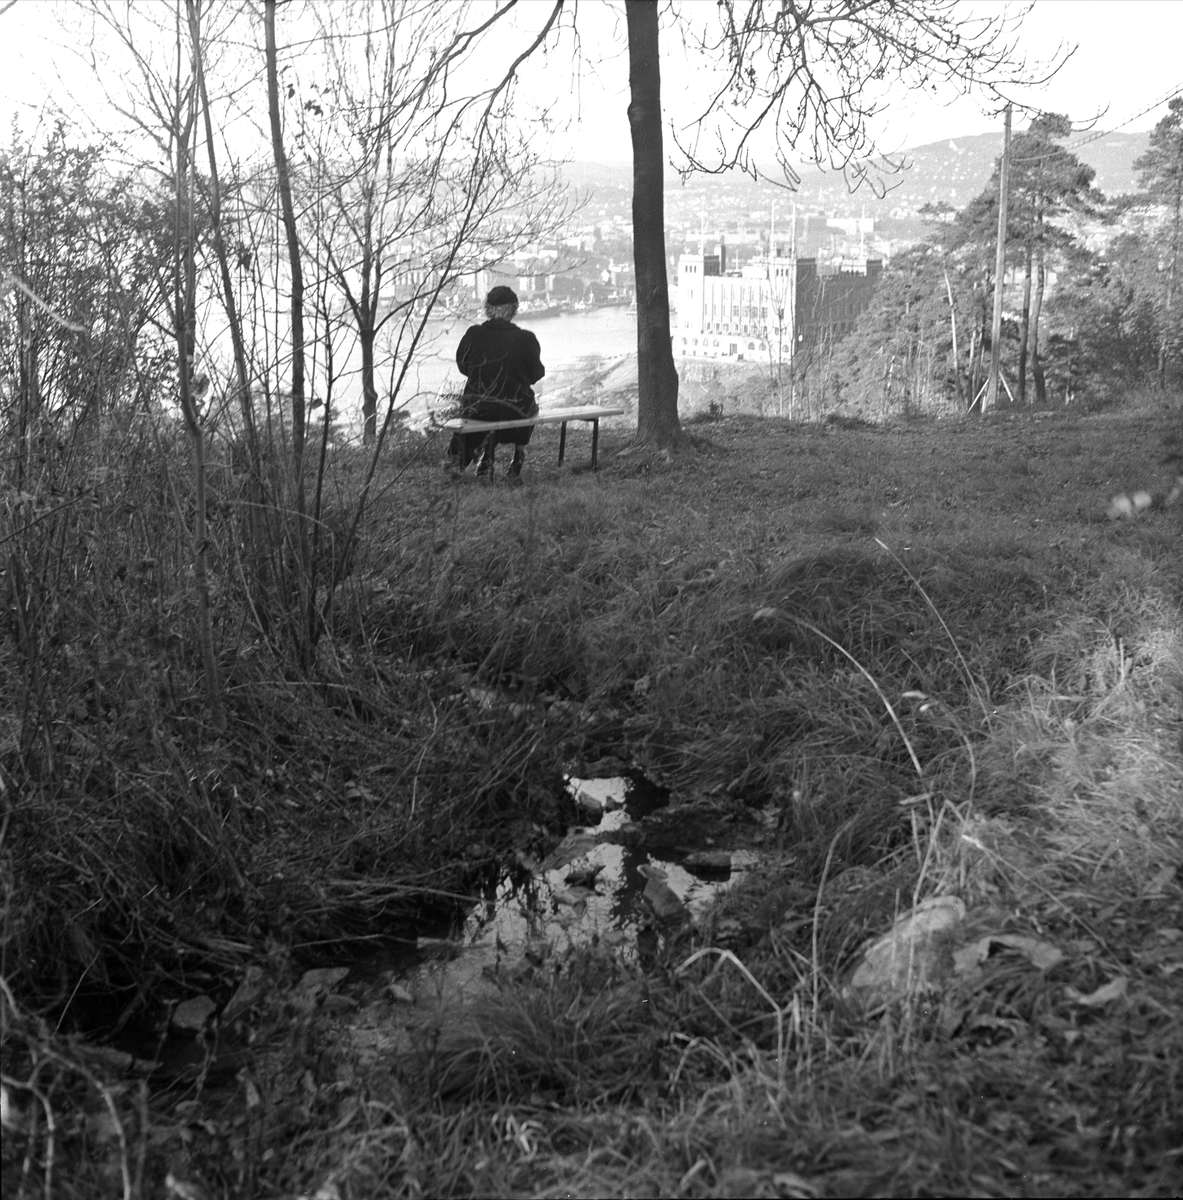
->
[[1065, 976, 1128, 1007], [953, 933, 1065, 980]]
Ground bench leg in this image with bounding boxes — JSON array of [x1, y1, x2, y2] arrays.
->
[[591, 419, 600, 470], [558, 421, 568, 466]]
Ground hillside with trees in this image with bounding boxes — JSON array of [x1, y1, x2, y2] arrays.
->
[[817, 106, 1183, 418], [559, 129, 1152, 242]]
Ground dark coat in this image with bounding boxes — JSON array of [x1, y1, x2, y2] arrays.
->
[[456, 318, 545, 416]]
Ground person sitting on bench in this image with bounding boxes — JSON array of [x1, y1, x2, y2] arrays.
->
[[447, 286, 546, 480]]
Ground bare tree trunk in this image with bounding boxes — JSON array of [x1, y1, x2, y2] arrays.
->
[[360, 325, 378, 445], [188, 0, 271, 631], [1017, 244, 1031, 405], [984, 105, 1010, 415], [172, 16, 224, 733], [977, 299, 991, 409], [1030, 248, 1047, 406], [943, 268, 963, 406], [625, 0, 681, 450], [15, 297, 37, 491], [357, 206, 379, 444], [264, 0, 313, 656]]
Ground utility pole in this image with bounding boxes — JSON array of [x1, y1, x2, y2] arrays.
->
[[984, 105, 1012, 414]]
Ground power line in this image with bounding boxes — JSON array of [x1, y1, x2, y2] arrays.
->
[[1066, 82, 1183, 151], [1003, 84, 1182, 167]]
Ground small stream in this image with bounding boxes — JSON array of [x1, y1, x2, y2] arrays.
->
[[333, 774, 761, 1065], [111, 774, 759, 1077], [355, 773, 757, 1009]]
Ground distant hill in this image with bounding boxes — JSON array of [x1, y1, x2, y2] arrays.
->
[[563, 128, 1152, 226], [1070, 131, 1152, 197], [861, 129, 1151, 207]]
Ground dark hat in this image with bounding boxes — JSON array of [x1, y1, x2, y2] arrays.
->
[[485, 285, 518, 307]]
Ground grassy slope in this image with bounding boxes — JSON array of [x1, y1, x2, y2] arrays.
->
[[3, 402, 1182, 1197]]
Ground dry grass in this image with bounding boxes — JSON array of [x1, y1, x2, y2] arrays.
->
[[367, 404, 1182, 1199], [4, 401, 1182, 1196]]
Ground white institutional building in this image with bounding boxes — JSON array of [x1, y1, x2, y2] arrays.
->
[[676, 243, 883, 367], [676, 245, 796, 365]]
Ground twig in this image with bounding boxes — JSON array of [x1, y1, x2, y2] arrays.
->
[[1, 271, 87, 333], [42, 1047, 132, 1200]]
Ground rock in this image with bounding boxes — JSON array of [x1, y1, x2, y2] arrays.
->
[[551, 885, 589, 911], [388, 983, 414, 1005], [71, 1042, 146, 1073], [540, 831, 600, 872], [222, 965, 267, 1024], [292, 967, 350, 1013], [639, 865, 689, 931], [170, 998, 217, 1036], [2, 1084, 28, 1132], [565, 862, 605, 889], [297, 966, 350, 992], [571, 787, 604, 817], [845, 895, 966, 1006], [683, 850, 732, 876], [171, 994, 217, 1034]]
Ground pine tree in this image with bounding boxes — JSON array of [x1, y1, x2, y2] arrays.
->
[[1133, 97, 1183, 388], [954, 116, 1100, 407], [1007, 114, 1100, 406]]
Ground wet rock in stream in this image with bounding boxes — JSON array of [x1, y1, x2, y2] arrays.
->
[[682, 849, 735, 877]]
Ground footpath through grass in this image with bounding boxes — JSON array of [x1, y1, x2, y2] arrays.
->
[[3, 402, 1182, 1197]]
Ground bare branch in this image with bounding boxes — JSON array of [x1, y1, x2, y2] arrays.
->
[[1, 272, 88, 333], [672, 0, 1071, 187]]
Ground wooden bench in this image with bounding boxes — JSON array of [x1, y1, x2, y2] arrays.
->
[[442, 405, 625, 470]]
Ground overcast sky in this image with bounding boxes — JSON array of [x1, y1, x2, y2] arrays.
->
[[527, 0, 1183, 162], [3, 0, 1181, 168]]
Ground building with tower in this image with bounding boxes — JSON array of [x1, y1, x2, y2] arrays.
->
[[676, 243, 882, 367]]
